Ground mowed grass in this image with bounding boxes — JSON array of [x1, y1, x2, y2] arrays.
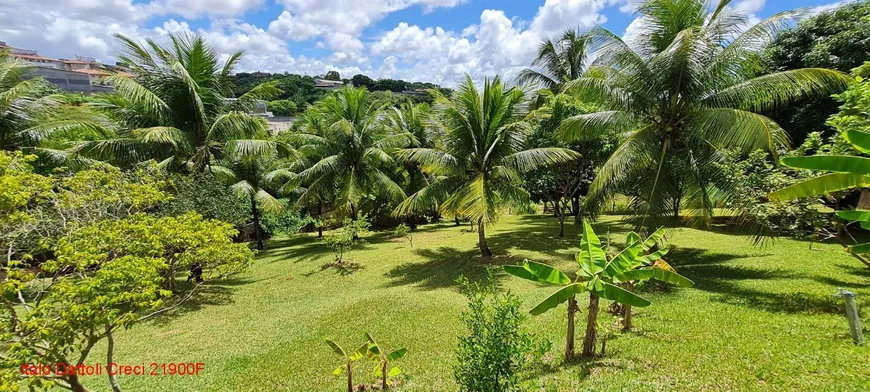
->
[[83, 215, 870, 391]]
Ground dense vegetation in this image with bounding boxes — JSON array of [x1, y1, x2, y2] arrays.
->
[[1, 0, 869, 391]]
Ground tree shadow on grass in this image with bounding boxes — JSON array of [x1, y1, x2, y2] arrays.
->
[[141, 278, 246, 326], [302, 261, 364, 277], [668, 247, 843, 315], [385, 246, 520, 291]]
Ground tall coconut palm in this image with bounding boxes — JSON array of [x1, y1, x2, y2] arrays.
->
[[290, 87, 408, 219], [394, 76, 578, 256], [560, 0, 852, 229], [517, 29, 592, 92], [78, 33, 281, 170], [386, 102, 441, 228]]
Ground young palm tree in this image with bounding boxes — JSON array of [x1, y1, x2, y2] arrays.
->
[[517, 29, 591, 92], [78, 33, 281, 170], [394, 76, 578, 256], [223, 154, 294, 250], [290, 88, 408, 219], [560, 0, 852, 229], [386, 102, 441, 229]]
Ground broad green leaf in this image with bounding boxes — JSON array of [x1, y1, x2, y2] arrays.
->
[[591, 281, 651, 307], [388, 367, 402, 377], [578, 220, 607, 276], [616, 267, 694, 287], [847, 242, 870, 254], [643, 228, 668, 250], [333, 366, 344, 376], [325, 339, 346, 357], [626, 232, 640, 247], [641, 248, 669, 265], [364, 332, 377, 345], [504, 260, 570, 285], [387, 348, 407, 362], [530, 283, 587, 315], [862, 221, 870, 230], [769, 173, 869, 201], [604, 240, 643, 277], [653, 259, 676, 272], [843, 130, 870, 154], [780, 155, 870, 175], [367, 343, 381, 357], [372, 363, 382, 375], [836, 210, 870, 222]]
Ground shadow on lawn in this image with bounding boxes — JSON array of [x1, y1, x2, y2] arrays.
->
[[385, 246, 520, 290], [669, 247, 843, 315], [142, 278, 248, 326]]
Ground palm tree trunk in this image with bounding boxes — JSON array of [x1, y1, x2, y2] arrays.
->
[[454, 216, 460, 226], [581, 293, 600, 357], [317, 201, 323, 238], [565, 294, 578, 361], [251, 197, 263, 250], [477, 219, 492, 257], [346, 360, 353, 392], [622, 282, 634, 331]]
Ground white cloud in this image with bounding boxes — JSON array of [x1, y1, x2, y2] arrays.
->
[[154, 0, 265, 19]]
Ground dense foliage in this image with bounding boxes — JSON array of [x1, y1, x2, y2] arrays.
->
[[766, 1, 870, 141], [454, 274, 533, 392], [560, 0, 851, 228], [267, 99, 298, 116]]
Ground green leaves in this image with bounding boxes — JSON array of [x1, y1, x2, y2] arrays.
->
[[503, 260, 571, 285], [780, 155, 870, 175], [578, 220, 607, 276], [591, 281, 651, 307], [615, 268, 694, 287], [843, 130, 870, 154], [530, 283, 587, 315], [769, 173, 870, 201], [325, 338, 346, 357]]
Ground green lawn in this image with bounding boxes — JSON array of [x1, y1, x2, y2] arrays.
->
[[84, 215, 870, 391]]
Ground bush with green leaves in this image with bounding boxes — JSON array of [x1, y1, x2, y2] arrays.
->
[[158, 172, 250, 226], [323, 218, 370, 265], [361, 333, 407, 390], [1, 211, 253, 391], [454, 272, 533, 392], [261, 200, 308, 236], [393, 223, 413, 247], [267, 99, 297, 116], [325, 338, 366, 392]]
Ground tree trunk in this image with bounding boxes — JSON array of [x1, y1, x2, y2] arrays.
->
[[565, 295, 578, 361], [454, 216, 460, 226], [382, 361, 388, 390], [581, 293, 600, 357], [317, 200, 323, 238], [106, 327, 122, 392], [672, 197, 680, 219], [572, 196, 580, 216], [251, 197, 263, 250], [346, 360, 353, 392], [557, 198, 566, 237], [477, 220, 492, 257], [859, 189, 870, 209], [408, 216, 417, 231], [68, 374, 88, 392], [622, 282, 634, 331]]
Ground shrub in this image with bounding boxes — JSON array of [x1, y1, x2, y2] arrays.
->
[[323, 218, 370, 264], [261, 200, 308, 236], [158, 173, 249, 226], [454, 272, 532, 392], [393, 223, 412, 247], [268, 99, 297, 116]]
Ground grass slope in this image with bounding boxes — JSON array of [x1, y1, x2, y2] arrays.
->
[[85, 215, 870, 391]]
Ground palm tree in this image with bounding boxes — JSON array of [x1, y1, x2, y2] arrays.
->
[[517, 29, 591, 92], [559, 0, 852, 229], [386, 102, 441, 229], [394, 76, 578, 256], [79, 33, 281, 170], [0, 50, 105, 153], [223, 154, 295, 250], [290, 87, 408, 219]]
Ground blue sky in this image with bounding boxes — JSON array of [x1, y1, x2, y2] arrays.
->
[[1, 0, 843, 86]]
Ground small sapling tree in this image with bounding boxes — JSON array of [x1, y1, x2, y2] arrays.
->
[[362, 333, 407, 390], [393, 223, 413, 247], [325, 338, 367, 392], [323, 218, 370, 265]]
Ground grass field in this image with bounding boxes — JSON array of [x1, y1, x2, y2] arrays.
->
[[83, 215, 870, 391]]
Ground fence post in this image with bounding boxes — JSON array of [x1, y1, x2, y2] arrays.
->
[[835, 288, 865, 345]]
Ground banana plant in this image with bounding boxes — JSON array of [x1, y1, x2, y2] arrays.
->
[[612, 228, 693, 330], [770, 129, 870, 265], [325, 338, 367, 392], [362, 333, 407, 390], [504, 220, 689, 359]]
